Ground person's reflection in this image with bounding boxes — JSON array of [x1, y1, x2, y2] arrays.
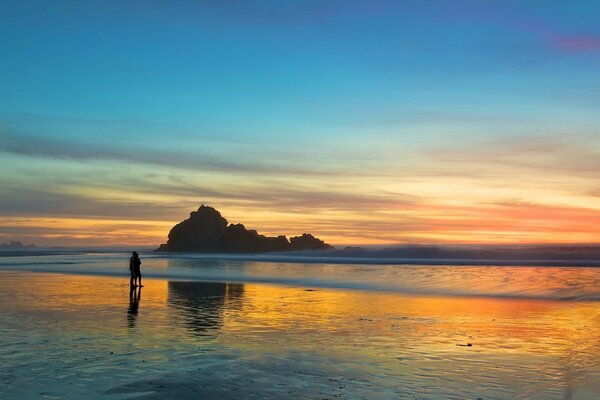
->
[[127, 285, 142, 328]]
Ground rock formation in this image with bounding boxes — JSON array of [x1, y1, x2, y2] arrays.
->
[[157, 205, 333, 253], [157, 205, 228, 252], [0, 241, 36, 249]]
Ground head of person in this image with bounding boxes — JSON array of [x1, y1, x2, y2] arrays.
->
[[132, 251, 138, 257]]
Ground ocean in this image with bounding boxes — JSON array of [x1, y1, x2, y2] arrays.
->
[[1, 250, 600, 399]]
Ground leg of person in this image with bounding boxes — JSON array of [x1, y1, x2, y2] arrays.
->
[[130, 269, 136, 287], [137, 270, 143, 287]]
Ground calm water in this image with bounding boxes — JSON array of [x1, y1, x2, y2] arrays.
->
[[2, 251, 600, 299], [1, 253, 600, 399]]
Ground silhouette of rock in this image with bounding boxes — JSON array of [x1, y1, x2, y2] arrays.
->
[[157, 205, 228, 252], [343, 246, 365, 251], [157, 205, 333, 253], [0, 241, 36, 249], [219, 224, 292, 253], [290, 233, 332, 251]]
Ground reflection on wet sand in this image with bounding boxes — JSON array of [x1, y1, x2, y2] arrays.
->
[[168, 281, 244, 335], [127, 285, 142, 328], [2, 271, 600, 399]]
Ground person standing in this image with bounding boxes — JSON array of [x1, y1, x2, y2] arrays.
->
[[129, 251, 143, 287]]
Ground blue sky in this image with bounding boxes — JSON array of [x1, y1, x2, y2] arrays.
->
[[1, 1, 599, 245]]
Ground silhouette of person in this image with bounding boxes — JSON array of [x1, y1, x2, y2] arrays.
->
[[129, 251, 143, 287]]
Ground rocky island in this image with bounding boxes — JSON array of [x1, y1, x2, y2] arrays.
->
[[0, 241, 36, 249], [156, 205, 333, 253]]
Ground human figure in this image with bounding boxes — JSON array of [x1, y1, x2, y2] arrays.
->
[[129, 251, 143, 287], [129, 251, 136, 287]]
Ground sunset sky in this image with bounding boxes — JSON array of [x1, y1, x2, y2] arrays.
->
[[1, 1, 599, 246]]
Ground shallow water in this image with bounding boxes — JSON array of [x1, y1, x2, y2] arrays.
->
[[1, 264, 600, 399], [2, 251, 600, 300]]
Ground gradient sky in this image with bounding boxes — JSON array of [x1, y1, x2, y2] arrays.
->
[[1, 0, 599, 246]]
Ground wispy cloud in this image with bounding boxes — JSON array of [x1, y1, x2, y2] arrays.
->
[[426, 134, 600, 181], [0, 130, 350, 177], [551, 34, 600, 53], [2, 124, 600, 246]]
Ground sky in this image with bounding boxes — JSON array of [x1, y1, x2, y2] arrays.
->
[[1, 0, 599, 246]]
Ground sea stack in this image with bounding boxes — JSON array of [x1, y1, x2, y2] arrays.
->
[[156, 205, 333, 253]]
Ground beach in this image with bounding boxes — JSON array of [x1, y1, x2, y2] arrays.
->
[[2, 253, 600, 399], [4, 1, 600, 398]]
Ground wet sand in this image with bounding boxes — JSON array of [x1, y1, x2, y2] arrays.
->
[[1, 270, 600, 399]]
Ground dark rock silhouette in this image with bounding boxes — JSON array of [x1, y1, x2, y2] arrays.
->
[[290, 233, 330, 251], [343, 246, 365, 252], [219, 224, 292, 253], [157, 205, 228, 252], [157, 205, 333, 253], [0, 241, 36, 249]]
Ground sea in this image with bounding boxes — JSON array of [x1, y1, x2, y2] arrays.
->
[[1, 247, 599, 399]]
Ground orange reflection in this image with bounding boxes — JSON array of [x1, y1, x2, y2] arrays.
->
[[206, 282, 600, 376], [2, 269, 600, 396], [3, 273, 169, 312]]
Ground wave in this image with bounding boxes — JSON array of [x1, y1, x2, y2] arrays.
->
[[153, 252, 600, 267], [2, 252, 600, 301], [5, 244, 600, 266]]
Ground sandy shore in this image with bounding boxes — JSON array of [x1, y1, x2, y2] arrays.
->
[[1, 270, 600, 399]]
